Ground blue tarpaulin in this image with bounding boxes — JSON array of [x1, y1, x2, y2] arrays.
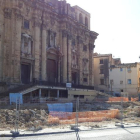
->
[[9, 93, 23, 105], [47, 103, 73, 112]]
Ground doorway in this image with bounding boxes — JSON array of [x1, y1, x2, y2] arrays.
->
[[21, 64, 31, 84], [47, 59, 57, 83], [72, 72, 78, 84]]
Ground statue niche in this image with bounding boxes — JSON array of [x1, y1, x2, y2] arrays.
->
[[83, 58, 88, 73], [21, 33, 32, 57], [72, 52, 78, 69], [47, 30, 56, 48]]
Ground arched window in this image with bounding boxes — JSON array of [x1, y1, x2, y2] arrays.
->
[[85, 17, 88, 27], [79, 13, 83, 24]]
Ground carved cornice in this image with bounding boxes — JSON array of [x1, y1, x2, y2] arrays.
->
[[16, 14, 23, 21], [89, 43, 95, 51], [13, 8, 23, 20], [4, 8, 12, 19], [90, 31, 99, 40]]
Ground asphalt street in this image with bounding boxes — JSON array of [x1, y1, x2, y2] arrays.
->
[[1, 127, 140, 140]]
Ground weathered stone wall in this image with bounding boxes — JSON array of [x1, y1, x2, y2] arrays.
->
[[0, 0, 98, 92]]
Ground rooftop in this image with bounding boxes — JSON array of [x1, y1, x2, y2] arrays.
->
[[110, 62, 140, 68], [93, 53, 112, 57]]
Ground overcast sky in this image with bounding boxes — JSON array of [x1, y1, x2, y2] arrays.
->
[[66, 0, 140, 63]]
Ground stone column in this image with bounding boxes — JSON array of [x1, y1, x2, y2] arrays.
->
[[78, 37, 83, 85], [62, 30, 68, 83], [3, 8, 13, 82], [34, 20, 41, 80], [68, 34, 72, 83], [41, 25, 47, 81], [14, 11, 22, 83], [0, 9, 4, 81], [89, 44, 95, 86], [0, 32, 2, 81], [58, 56, 61, 83]]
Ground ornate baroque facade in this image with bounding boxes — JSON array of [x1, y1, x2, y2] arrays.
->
[[0, 0, 98, 92]]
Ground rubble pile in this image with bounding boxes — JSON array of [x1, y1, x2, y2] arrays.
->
[[0, 109, 49, 130]]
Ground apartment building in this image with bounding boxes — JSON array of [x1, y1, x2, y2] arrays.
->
[[109, 63, 140, 97]]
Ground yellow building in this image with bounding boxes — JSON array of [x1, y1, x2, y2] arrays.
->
[[93, 53, 120, 93], [109, 63, 140, 97], [0, 0, 98, 101]]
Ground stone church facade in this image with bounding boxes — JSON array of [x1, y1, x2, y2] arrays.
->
[[0, 0, 98, 94]]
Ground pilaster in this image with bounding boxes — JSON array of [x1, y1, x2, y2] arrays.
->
[[62, 30, 68, 83], [0, 8, 4, 81], [68, 34, 72, 82], [14, 10, 22, 83], [89, 43, 95, 86], [41, 23, 47, 81], [78, 36, 83, 85], [34, 19, 41, 80]]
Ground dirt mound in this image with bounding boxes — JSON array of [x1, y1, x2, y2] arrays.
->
[[0, 109, 49, 130]]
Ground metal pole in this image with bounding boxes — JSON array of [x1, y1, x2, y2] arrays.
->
[[17, 97, 20, 132], [121, 97, 124, 128], [15, 97, 18, 132], [75, 97, 79, 131]]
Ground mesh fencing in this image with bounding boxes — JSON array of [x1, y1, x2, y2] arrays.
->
[[0, 96, 140, 133]]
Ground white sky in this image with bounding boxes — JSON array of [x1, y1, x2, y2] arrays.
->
[[66, 0, 140, 63]]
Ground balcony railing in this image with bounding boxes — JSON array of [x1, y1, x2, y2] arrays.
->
[[34, 80, 94, 90], [1, 80, 94, 96]]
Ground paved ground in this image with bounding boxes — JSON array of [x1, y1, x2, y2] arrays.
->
[[1, 127, 140, 140]]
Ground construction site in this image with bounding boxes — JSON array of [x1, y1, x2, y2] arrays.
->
[[0, 92, 140, 133]]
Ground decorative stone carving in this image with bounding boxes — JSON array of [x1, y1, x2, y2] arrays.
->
[[26, 7, 30, 16], [72, 52, 78, 69], [47, 30, 56, 48], [62, 30, 67, 38], [13, 8, 22, 20], [77, 36, 83, 44], [34, 20, 41, 27], [18, 2, 23, 9], [51, 18, 55, 26], [89, 43, 95, 51], [68, 34, 72, 40], [83, 58, 89, 74], [42, 23, 47, 30], [21, 33, 32, 57], [90, 31, 98, 40], [4, 8, 12, 19]]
